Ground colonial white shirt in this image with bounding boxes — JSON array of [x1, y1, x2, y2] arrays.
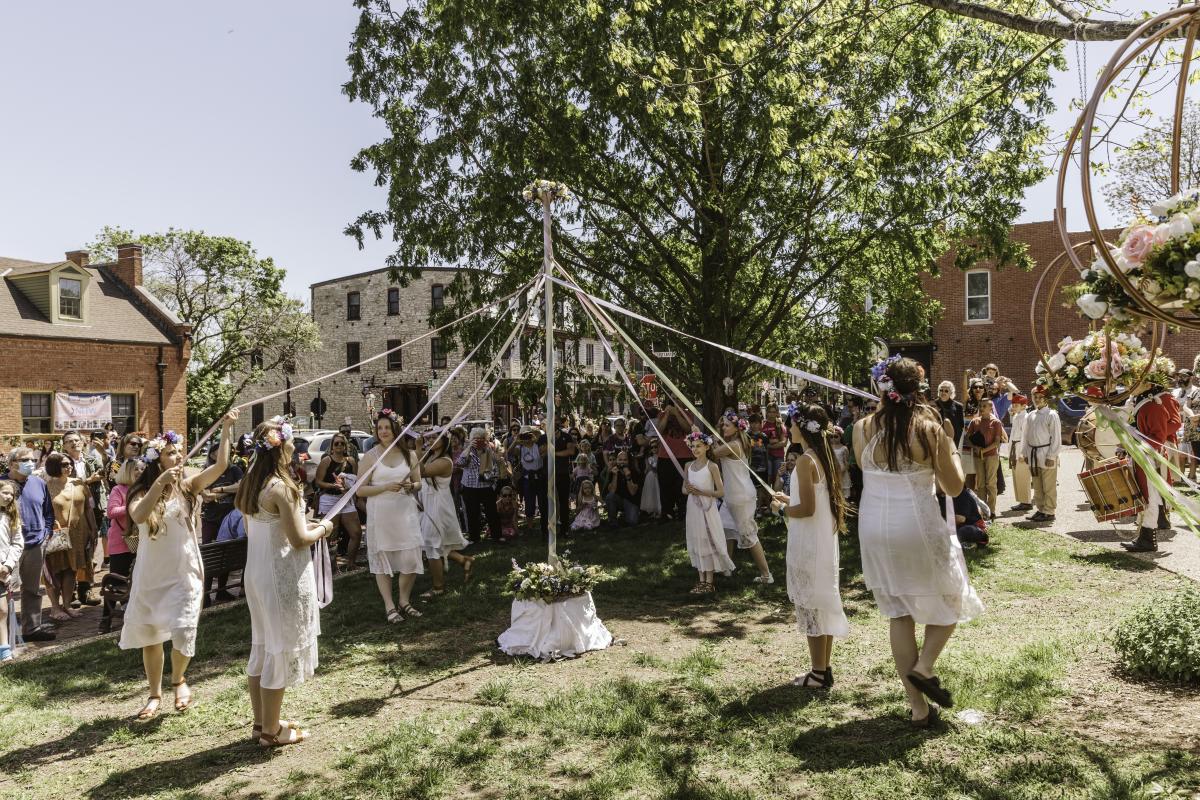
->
[[1009, 408, 1028, 444], [1020, 406, 1061, 468]]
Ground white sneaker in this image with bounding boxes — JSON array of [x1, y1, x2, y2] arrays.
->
[[753, 574, 774, 585]]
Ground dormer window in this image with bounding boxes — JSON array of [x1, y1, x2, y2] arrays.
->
[[59, 277, 82, 318]]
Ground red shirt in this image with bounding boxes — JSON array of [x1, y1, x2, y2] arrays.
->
[[967, 417, 1004, 456], [762, 419, 786, 458]]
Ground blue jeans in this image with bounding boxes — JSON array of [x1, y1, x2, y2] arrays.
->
[[606, 493, 639, 526], [767, 455, 784, 485]]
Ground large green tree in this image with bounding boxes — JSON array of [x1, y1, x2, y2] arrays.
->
[[345, 0, 1057, 413], [88, 228, 320, 432]]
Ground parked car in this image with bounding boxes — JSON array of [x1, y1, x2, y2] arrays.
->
[[293, 429, 373, 484], [1058, 395, 1088, 445]]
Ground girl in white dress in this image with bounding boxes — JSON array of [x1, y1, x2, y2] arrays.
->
[[120, 410, 239, 721], [639, 434, 662, 518], [357, 410, 424, 623], [235, 417, 334, 747], [683, 432, 734, 595], [855, 357, 983, 727], [711, 414, 773, 584], [418, 434, 473, 596], [772, 404, 849, 690]]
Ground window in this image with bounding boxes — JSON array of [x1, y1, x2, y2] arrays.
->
[[111, 393, 137, 434], [387, 339, 402, 371], [251, 403, 264, 428], [347, 341, 361, 372], [585, 343, 595, 367], [965, 271, 991, 322], [387, 288, 399, 316], [249, 350, 264, 371], [431, 284, 445, 311], [603, 349, 612, 372], [21, 393, 51, 434], [347, 291, 361, 321], [431, 337, 447, 369], [58, 277, 82, 318]]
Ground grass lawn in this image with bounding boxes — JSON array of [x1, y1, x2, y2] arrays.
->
[[1, 517, 1198, 799]]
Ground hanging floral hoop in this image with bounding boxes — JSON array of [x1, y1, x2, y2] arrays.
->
[[1056, 6, 1200, 329]]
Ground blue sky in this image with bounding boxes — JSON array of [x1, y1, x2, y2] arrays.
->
[[0, 3, 1173, 300]]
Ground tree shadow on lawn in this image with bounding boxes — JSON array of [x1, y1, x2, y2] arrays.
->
[[1070, 550, 1160, 572], [84, 740, 271, 800], [0, 714, 164, 774], [785, 713, 944, 771]]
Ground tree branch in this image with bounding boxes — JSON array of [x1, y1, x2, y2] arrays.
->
[[913, 0, 1174, 41]]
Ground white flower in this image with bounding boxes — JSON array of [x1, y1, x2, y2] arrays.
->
[[1167, 212, 1195, 240], [1151, 192, 1186, 217], [804, 419, 821, 433], [1076, 294, 1108, 320], [1186, 260, 1200, 279], [1187, 285, 1199, 301], [1047, 353, 1067, 372], [1067, 345, 1086, 364], [1139, 278, 1162, 298], [1153, 224, 1173, 245], [1066, 365, 1079, 377]]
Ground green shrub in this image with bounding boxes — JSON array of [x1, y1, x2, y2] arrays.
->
[[1113, 588, 1200, 683]]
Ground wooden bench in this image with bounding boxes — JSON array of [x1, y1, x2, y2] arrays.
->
[[198, 538, 247, 596]]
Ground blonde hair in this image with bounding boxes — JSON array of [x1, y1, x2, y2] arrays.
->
[[0, 479, 20, 536], [115, 460, 141, 486], [127, 442, 192, 540]]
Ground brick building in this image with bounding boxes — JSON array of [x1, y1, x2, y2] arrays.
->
[[0, 245, 190, 447], [913, 220, 1200, 392], [235, 266, 628, 432]]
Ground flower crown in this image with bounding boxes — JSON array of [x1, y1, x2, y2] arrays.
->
[[803, 419, 823, 434], [255, 416, 294, 452], [141, 431, 181, 463], [685, 431, 713, 447], [376, 408, 400, 424], [722, 412, 749, 432], [786, 401, 801, 420]]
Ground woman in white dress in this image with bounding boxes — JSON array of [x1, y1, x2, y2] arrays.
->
[[235, 417, 334, 747], [711, 414, 773, 584], [357, 410, 424, 623], [120, 410, 239, 720], [682, 432, 734, 595], [418, 433, 473, 596], [772, 404, 849, 690], [854, 357, 983, 727]]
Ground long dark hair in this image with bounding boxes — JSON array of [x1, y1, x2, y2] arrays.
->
[[235, 421, 301, 517], [420, 435, 450, 490], [871, 358, 939, 473], [795, 405, 847, 533]]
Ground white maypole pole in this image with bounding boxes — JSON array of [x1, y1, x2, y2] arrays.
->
[[526, 179, 569, 566]]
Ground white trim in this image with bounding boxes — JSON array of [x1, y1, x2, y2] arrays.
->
[[964, 269, 991, 323]]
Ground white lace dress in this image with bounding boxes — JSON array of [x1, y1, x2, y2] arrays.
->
[[685, 462, 736, 574], [859, 431, 984, 625], [719, 450, 760, 548], [244, 481, 320, 689], [419, 473, 468, 559], [366, 455, 424, 576], [785, 459, 849, 637], [119, 495, 203, 656]]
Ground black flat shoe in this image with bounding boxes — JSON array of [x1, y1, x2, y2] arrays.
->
[[907, 672, 953, 708], [911, 705, 940, 729]]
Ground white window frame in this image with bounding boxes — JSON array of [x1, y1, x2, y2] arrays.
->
[[964, 270, 991, 324], [585, 342, 595, 367], [58, 277, 82, 318]]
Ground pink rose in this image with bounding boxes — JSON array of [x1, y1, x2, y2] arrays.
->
[[1122, 224, 1157, 263]]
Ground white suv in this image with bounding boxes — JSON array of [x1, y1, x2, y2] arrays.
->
[[294, 429, 373, 484]]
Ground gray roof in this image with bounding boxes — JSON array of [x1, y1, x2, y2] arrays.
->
[[0, 258, 179, 345]]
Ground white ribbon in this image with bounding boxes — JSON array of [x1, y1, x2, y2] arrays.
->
[[547, 272, 877, 401], [184, 278, 538, 459]]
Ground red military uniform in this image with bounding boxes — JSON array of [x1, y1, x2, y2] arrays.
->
[[1126, 389, 1181, 551]]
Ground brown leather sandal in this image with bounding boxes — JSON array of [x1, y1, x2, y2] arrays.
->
[[172, 679, 194, 712], [136, 696, 161, 721], [259, 723, 309, 747]]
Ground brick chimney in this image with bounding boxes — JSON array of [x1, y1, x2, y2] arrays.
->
[[115, 243, 143, 287], [65, 249, 90, 267]]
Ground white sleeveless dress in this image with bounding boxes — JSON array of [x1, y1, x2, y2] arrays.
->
[[785, 459, 849, 637], [719, 450, 760, 548], [366, 455, 424, 576], [420, 469, 469, 559], [244, 480, 320, 689], [119, 495, 203, 656], [640, 453, 662, 515], [685, 462, 736, 574], [859, 430, 984, 625]]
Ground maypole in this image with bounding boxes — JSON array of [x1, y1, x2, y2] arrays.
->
[[525, 179, 571, 565]]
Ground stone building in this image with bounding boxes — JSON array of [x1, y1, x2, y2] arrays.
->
[[0, 245, 190, 446], [913, 220, 1200, 392], [235, 266, 628, 432]]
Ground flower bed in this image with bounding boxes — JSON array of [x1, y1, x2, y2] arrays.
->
[[505, 554, 610, 603]]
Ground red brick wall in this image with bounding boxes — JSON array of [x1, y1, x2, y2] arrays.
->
[[0, 337, 188, 449], [921, 220, 1200, 392]]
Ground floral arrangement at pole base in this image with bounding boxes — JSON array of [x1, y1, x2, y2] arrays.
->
[[1070, 189, 1200, 326], [504, 553, 610, 603], [497, 553, 615, 661], [1035, 330, 1174, 400]]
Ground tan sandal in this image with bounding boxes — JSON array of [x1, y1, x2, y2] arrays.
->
[[136, 696, 161, 721], [259, 723, 309, 748], [172, 679, 194, 712], [252, 720, 296, 742]]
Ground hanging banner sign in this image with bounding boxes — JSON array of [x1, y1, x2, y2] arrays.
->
[[54, 392, 112, 431]]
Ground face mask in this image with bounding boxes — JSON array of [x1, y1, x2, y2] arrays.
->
[[17, 460, 35, 476]]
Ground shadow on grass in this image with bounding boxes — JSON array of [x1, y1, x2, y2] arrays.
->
[[786, 714, 940, 770], [1071, 550, 1160, 571], [0, 714, 163, 774], [84, 740, 269, 800]]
